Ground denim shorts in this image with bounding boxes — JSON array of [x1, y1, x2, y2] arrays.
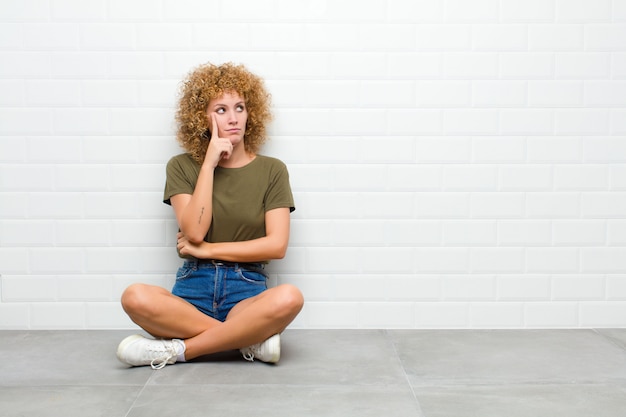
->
[[171, 259, 268, 322]]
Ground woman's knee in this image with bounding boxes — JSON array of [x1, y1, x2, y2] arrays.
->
[[275, 284, 304, 316], [120, 283, 159, 316]]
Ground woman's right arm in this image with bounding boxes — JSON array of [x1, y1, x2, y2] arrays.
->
[[170, 164, 215, 244], [171, 114, 232, 244]]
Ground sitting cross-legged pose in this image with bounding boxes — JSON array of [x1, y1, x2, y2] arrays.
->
[[116, 62, 304, 369]]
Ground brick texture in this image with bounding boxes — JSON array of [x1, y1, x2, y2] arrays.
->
[[1, 0, 626, 329]]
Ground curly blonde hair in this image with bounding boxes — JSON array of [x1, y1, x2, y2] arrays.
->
[[175, 62, 272, 164]]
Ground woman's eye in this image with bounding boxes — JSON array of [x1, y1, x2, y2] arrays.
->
[[216, 108, 225, 114], [236, 105, 245, 112]]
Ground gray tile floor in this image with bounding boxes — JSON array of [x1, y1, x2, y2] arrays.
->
[[1, 329, 625, 416]]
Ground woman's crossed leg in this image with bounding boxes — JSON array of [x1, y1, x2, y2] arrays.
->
[[117, 283, 303, 368]]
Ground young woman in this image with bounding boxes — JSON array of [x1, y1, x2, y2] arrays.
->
[[116, 63, 304, 369]]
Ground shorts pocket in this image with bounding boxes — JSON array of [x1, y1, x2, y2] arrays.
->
[[175, 266, 195, 281], [237, 269, 267, 286]]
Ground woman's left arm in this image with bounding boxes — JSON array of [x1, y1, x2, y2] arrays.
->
[[176, 207, 291, 262]]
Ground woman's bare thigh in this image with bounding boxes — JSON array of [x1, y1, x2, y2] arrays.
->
[[224, 284, 303, 324], [123, 283, 220, 339]]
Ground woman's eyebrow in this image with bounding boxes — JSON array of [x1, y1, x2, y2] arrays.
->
[[211, 101, 245, 108]]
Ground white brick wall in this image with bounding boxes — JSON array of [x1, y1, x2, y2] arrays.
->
[[1, 0, 626, 329]]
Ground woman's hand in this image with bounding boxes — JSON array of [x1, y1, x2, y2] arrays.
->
[[177, 232, 211, 259], [204, 113, 233, 168]]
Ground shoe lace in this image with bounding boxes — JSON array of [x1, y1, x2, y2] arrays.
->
[[241, 344, 258, 362], [149, 341, 178, 370]]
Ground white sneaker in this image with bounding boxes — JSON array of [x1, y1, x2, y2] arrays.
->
[[116, 334, 185, 370], [240, 334, 281, 363]]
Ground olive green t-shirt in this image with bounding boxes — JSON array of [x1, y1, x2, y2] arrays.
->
[[164, 153, 295, 247]]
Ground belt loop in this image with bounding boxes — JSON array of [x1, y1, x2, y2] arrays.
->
[[184, 258, 199, 270]]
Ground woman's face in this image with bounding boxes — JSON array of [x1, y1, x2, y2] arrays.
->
[[206, 91, 248, 147]]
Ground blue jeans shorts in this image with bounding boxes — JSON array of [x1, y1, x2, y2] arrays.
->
[[171, 259, 268, 322]]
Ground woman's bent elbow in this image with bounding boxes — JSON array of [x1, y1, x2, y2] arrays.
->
[[273, 242, 289, 259], [184, 232, 205, 245]]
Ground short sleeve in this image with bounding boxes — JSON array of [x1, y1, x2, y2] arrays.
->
[[163, 154, 198, 205], [264, 159, 295, 213]]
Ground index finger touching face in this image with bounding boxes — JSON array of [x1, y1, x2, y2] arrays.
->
[[210, 113, 218, 140]]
